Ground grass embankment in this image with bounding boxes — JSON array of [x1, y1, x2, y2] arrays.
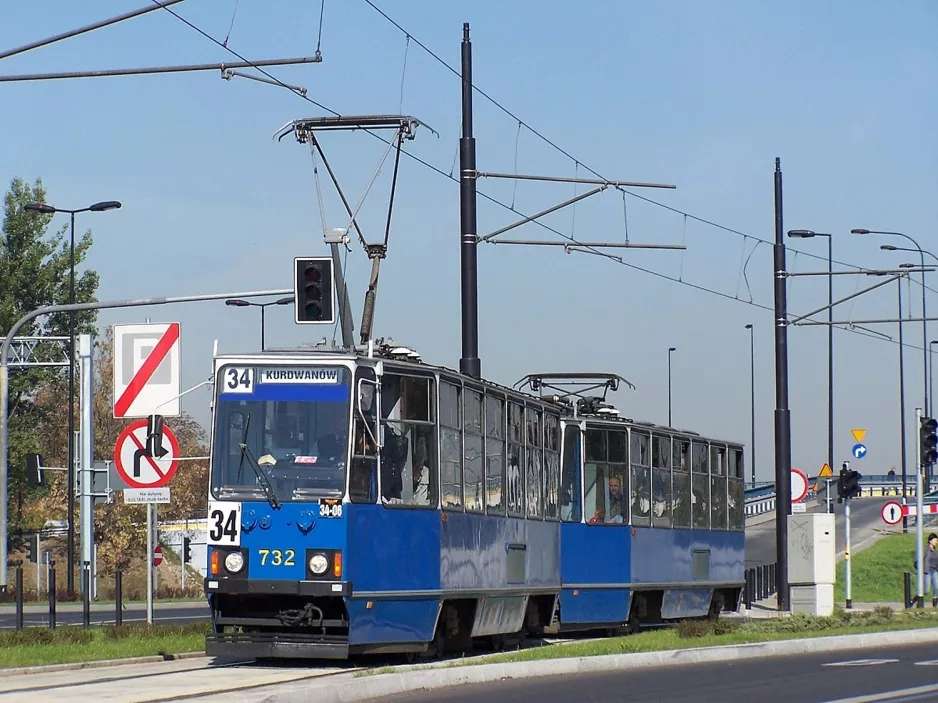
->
[[834, 532, 916, 603], [449, 607, 938, 667], [0, 622, 208, 669]]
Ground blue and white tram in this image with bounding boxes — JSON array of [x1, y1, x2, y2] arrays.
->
[[202, 348, 744, 659]]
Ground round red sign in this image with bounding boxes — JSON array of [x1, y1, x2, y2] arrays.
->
[[153, 544, 163, 567]]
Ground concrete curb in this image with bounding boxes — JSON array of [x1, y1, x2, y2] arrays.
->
[[209, 627, 938, 703], [0, 651, 206, 677]]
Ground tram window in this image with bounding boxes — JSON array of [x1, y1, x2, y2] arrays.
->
[[585, 463, 625, 524], [586, 429, 606, 462], [379, 373, 438, 508], [710, 472, 727, 530], [729, 447, 744, 479], [440, 381, 463, 510], [672, 438, 689, 472], [485, 395, 506, 516], [710, 446, 726, 476], [526, 408, 543, 519], [671, 466, 692, 529], [464, 390, 485, 513], [691, 442, 709, 529], [507, 402, 525, 517], [350, 417, 378, 504], [651, 435, 671, 528], [608, 430, 628, 464], [560, 426, 582, 522], [728, 475, 745, 530], [630, 431, 651, 527], [381, 375, 434, 422], [544, 414, 561, 520]]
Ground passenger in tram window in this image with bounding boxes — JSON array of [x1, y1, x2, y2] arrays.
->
[[605, 475, 625, 523], [411, 437, 431, 506]]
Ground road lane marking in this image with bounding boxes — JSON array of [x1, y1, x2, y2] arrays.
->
[[823, 659, 899, 667], [822, 682, 938, 702]]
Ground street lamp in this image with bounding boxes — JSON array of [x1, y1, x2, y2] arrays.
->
[[667, 347, 676, 426], [788, 229, 834, 478], [745, 324, 755, 487], [882, 244, 937, 415], [225, 297, 294, 350], [931, 340, 938, 418], [857, 228, 930, 488], [23, 199, 121, 596]]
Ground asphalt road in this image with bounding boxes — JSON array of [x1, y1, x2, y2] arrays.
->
[[379, 640, 938, 703], [0, 601, 209, 629], [745, 497, 902, 568]]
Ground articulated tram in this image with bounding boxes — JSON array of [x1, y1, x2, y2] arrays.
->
[[203, 345, 745, 659]]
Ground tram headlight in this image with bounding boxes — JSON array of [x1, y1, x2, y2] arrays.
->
[[224, 551, 245, 574], [308, 553, 329, 575]]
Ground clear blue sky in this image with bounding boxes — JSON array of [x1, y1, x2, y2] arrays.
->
[[2, 1, 936, 482]]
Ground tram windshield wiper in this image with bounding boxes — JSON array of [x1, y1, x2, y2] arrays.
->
[[238, 442, 282, 510]]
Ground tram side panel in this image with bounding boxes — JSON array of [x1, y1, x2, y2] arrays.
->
[[559, 522, 632, 628], [346, 504, 442, 645]]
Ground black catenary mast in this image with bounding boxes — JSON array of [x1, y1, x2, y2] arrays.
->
[[459, 23, 481, 379]]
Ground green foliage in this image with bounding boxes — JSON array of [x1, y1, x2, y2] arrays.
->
[[834, 532, 916, 603], [0, 177, 101, 526], [0, 627, 93, 648], [676, 619, 740, 638], [101, 622, 211, 641]]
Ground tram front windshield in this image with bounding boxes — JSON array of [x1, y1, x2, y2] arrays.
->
[[211, 372, 352, 501]]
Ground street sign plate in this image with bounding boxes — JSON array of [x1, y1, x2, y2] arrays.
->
[[852, 443, 868, 459], [792, 502, 807, 513], [113, 418, 180, 489], [791, 468, 809, 503], [881, 500, 903, 526], [851, 428, 867, 443], [112, 322, 181, 418], [123, 487, 171, 504], [153, 544, 163, 567]]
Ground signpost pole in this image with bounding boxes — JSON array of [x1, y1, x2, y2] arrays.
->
[[78, 334, 94, 600], [844, 495, 852, 608], [916, 407, 925, 607], [146, 503, 154, 624], [826, 479, 831, 513]]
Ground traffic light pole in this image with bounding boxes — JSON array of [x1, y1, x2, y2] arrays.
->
[[844, 495, 852, 609], [916, 407, 925, 607]]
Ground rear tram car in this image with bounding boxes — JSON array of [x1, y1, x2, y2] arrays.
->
[[203, 346, 745, 659]]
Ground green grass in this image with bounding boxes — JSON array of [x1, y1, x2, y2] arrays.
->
[[0, 622, 208, 669], [439, 608, 938, 668], [834, 532, 917, 603]]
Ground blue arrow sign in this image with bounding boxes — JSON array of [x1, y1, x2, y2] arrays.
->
[[852, 443, 868, 459]]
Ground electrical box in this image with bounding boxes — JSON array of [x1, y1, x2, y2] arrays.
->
[[787, 512, 835, 586]]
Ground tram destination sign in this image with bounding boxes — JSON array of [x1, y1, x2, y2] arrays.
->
[[258, 367, 340, 384]]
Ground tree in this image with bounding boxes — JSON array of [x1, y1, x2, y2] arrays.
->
[[1, 177, 99, 528]]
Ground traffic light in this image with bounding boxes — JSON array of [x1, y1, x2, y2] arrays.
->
[[837, 462, 862, 501], [25, 533, 38, 563], [294, 257, 335, 324], [921, 417, 938, 466], [183, 537, 192, 564], [146, 414, 165, 457], [24, 453, 44, 488]]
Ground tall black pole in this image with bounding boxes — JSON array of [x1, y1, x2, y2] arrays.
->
[[260, 305, 266, 351], [458, 22, 481, 379], [772, 158, 791, 611], [828, 236, 834, 478], [748, 324, 756, 487], [66, 212, 76, 595], [919, 260, 929, 492], [899, 279, 909, 532]]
